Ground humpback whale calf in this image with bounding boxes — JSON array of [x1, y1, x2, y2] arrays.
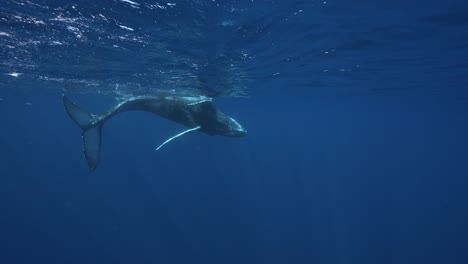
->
[[63, 93, 246, 171]]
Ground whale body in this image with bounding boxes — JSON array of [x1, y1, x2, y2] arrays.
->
[[63, 94, 246, 171]]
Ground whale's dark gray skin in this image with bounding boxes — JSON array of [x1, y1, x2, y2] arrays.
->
[[63, 94, 246, 171]]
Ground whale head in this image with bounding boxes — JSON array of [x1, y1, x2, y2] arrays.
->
[[201, 111, 247, 137], [221, 116, 247, 137]]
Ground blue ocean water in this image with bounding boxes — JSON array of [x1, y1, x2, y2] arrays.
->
[[1, 0, 468, 263]]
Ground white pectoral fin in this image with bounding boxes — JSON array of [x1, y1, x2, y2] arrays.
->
[[155, 126, 201, 151]]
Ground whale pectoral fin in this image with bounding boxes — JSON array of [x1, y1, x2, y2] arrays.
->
[[155, 126, 201, 151]]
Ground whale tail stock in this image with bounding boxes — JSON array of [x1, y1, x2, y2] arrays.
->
[[63, 96, 102, 172]]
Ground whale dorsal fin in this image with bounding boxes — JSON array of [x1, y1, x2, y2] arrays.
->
[[155, 126, 201, 151]]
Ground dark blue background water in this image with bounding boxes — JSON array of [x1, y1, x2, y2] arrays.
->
[[1, 1, 468, 263]]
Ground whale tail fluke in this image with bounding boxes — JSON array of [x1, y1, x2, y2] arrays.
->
[[63, 96, 102, 172]]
